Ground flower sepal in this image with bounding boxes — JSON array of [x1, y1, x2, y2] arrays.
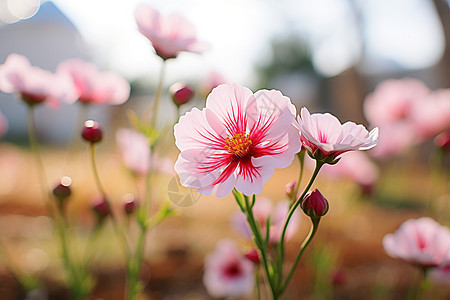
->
[[309, 149, 341, 165]]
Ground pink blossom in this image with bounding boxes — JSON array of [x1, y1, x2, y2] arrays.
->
[[174, 83, 301, 198], [410, 89, 450, 139], [363, 78, 430, 127], [134, 4, 209, 60], [296, 107, 378, 160], [116, 128, 173, 176], [0, 110, 8, 138], [318, 151, 379, 190], [383, 217, 450, 268], [368, 123, 418, 158], [199, 70, 228, 99], [57, 59, 130, 105], [232, 197, 300, 244], [0, 53, 76, 108], [203, 239, 254, 298]]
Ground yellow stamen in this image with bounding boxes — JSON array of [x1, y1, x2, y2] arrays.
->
[[225, 132, 252, 158]]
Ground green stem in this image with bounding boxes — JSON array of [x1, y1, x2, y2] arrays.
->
[[149, 61, 166, 128], [279, 219, 320, 295], [89, 144, 131, 261], [277, 160, 323, 291], [27, 105, 85, 299], [243, 194, 276, 299], [64, 103, 89, 172], [292, 150, 306, 202]]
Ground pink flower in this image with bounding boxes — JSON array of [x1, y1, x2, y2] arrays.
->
[[0, 53, 76, 108], [174, 83, 301, 198], [199, 70, 228, 99], [57, 59, 130, 105], [383, 217, 450, 268], [410, 89, 450, 139], [116, 128, 173, 176], [0, 110, 8, 138], [296, 107, 378, 161], [134, 4, 209, 60], [363, 78, 430, 127], [203, 239, 254, 298], [369, 123, 418, 158], [232, 197, 300, 244], [318, 151, 379, 191]]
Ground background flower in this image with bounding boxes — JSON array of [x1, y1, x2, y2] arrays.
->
[[0, 110, 8, 138], [296, 107, 378, 160], [134, 4, 209, 60], [383, 217, 450, 268], [203, 239, 254, 298], [116, 128, 173, 176], [57, 58, 130, 105], [174, 83, 301, 198], [0, 53, 76, 108]]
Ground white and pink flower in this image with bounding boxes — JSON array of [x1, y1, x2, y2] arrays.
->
[[116, 128, 173, 176], [0, 53, 76, 108], [232, 197, 300, 244], [410, 88, 450, 139], [383, 217, 450, 268], [174, 83, 301, 198], [296, 107, 378, 161], [134, 4, 209, 60], [57, 59, 130, 105], [203, 239, 254, 298], [363, 78, 430, 127]]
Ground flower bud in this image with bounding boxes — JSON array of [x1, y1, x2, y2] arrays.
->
[[123, 193, 137, 215], [81, 120, 103, 143], [92, 197, 110, 222], [285, 180, 296, 199], [53, 176, 72, 204], [301, 189, 329, 219], [434, 131, 450, 152], [244, 248, 260, 264], [169, 82, 194, 107]]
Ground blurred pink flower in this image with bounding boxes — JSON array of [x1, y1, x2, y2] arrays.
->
[[363, 78, 430, 127], [410, 89, 450, 139], [368, 123, 418, 158], [319, 151, 379, 191], [0, 53, 76, 108], [232, 197, 300, 244], [199, 70, 228, 99], [57, 59, 130, 105], [295, 107, 378, 160], [203, 239, 254, 298], [116, 128, 173, 176], [134, 4, 209, 60], [383, 217, 450, 268], [174, 83, 301, 198], [0, 110, 8, 138]]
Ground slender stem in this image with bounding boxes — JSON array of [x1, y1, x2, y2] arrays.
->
[[243, 194, 276, 299], [292, 151, 306, 202], [279, 219, 320, 295], [255, 267, 261, 300], [277, 160, 323, 290], [89, 144, 131, 261], [64, 103, 89, 172], [26, 106, 53, 215], [27, 105, 85, 298], [149, 61, 166, 128]]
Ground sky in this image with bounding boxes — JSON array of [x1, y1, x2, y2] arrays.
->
[[0, 0, 446, 86]]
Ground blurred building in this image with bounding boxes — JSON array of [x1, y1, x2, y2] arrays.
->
[[0, 1, 101, 145]]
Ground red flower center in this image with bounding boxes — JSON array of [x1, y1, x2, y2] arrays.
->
[[223, 261, 243, 278], [225, 132, 252, 158]]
